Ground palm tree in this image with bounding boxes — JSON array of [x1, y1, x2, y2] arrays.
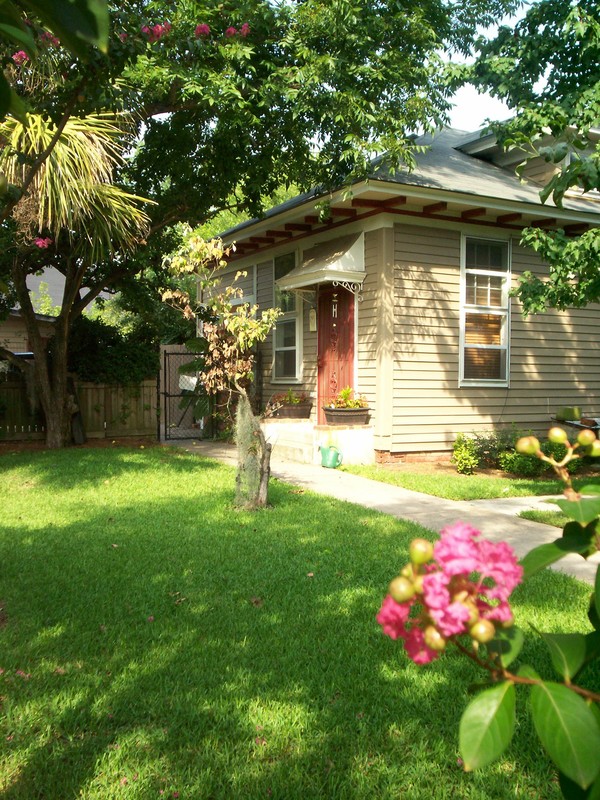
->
[[0, 112, 151, 448]]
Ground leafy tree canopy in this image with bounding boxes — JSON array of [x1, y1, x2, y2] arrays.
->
[[0, 0, 520, 447], [452, 0, 600, 313]]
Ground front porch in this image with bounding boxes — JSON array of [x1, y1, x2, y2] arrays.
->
[[260, 418, 375, 465]]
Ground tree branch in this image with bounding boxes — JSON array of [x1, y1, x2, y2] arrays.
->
[[453, 640, 600, 703]]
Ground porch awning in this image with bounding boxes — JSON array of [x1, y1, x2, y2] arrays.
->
[[276, 233, 365, 291]]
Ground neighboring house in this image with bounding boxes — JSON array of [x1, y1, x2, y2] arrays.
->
[[0, 308, 55, 354], [215, 126, 600, 464]]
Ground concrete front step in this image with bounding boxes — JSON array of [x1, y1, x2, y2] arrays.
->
[[261, 419, 375, 465]]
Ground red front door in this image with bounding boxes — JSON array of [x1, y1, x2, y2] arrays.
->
[[317, 287, 355, 423]]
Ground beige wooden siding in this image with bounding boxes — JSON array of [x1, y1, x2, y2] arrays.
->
[[509, 241, 600, 423], [391, 224, 461, 452], [0, 315, 55, 353], [210, 265, 255, 301], [388, 224, 600, 454], [357, 229, 383, 409]]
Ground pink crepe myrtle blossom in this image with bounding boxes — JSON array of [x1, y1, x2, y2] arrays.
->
[[377, 522, 522, 664], [195, 24, 211, 38], [34, 237, 53, 249], [240, 23, 251, 37], [225, 26, 237, 37], [141, 22, 171, 43], [12, 51, 29, 65], [40, 31, 60, 47], [118, 33, 128, 42]]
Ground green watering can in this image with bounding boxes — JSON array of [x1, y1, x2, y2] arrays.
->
[[320, 445, 342, 469]]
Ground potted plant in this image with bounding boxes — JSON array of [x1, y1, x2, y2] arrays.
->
[[265, 388, 313, 419], [323, 386, 370, 425]]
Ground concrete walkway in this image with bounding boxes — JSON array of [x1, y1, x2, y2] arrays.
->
[[171, 439, 599, 585]]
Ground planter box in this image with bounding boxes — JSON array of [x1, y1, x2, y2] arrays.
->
[[323, 407, 370, 425], [273, 402, 313, 419]]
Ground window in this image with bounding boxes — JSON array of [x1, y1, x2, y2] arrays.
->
[[273, 253, 300, 380], [460, 237, 510, 386]]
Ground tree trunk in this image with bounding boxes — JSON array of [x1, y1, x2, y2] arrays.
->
[[234, 390, 272, 509], [35, 324, 73, 449], [257, 436, 272, 508], [10, 257, 84, 449]]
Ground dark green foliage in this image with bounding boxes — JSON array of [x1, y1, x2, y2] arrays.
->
[[497, 450, 546, 478], [456, 0, 600, 313], [453, 429, 586, 476], [67, 315, 158, 384]]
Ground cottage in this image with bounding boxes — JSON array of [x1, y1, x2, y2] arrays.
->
[[216, 127, 600, 464]]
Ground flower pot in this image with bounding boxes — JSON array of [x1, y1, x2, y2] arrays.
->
[[322, 407, 370, 425], [273, 402, 312, 419]]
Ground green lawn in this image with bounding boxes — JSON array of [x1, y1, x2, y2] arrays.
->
[[0, 446, 596, 799], [341, 463, 600, 501], [519, 509, 569, 527]]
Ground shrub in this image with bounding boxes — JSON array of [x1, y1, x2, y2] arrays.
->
[[451, 434, 479, 474], [67, 317, 159, 384], [497, 449, 545, 477], [541, 440, 585, 474], [469, 428, 517, 468]]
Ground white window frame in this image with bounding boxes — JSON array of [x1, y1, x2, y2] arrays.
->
[[459, 235, 511, 388], [272, 252, 302, 382]]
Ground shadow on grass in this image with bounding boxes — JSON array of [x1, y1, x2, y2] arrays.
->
[[0, 460, 583, 799]]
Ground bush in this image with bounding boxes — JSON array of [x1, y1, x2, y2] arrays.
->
[[469, 428, 517, 468], [497, 449, 545, 477], [451, 434, 479, 474], [541, 440, 585, 474], [67, 317, 159, 384]]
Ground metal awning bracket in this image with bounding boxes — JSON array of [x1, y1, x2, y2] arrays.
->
[[332, 280, 364, 301]]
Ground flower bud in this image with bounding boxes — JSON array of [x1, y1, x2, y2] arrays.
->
[[577, 429, 597, 448], [589, 440, 600, 458], [548, 426, 568, 445], [469, 619, 496, 644], [388, 576, 415, 604], [515, 436, 540, 455], [424, 625, 447, 652], [409, 538, 434, 565], [412, 574, 424, 594]]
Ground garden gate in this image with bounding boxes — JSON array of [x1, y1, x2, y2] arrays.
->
[[160, 346, 209, 441]]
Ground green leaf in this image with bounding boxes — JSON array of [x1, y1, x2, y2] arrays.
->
[[595, 563, 600, 622], [0, 22, 35, 51], [531, 682, 600, 789], [584, 630, 600, 664], [184, 337, 209, 354], [0, 3, 36, 51], [488, 626, 524, 668], [577, 485, 600, 496], [539, 632, 587, 681], [520, 532, 595, 579], [589, 594, 600, 631], [517, 664, 540, 681], [556, 497, 600, 525], [0, 74, 27, 123], [0, 75, 11, 121], [559, 771, 597, 800], [23, 0, 109, 55], [459, 682, 516, 771]]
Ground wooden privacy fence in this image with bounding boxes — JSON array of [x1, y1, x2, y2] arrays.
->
[[77, 380, 157, 438], [0, 377, 158, 441]]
